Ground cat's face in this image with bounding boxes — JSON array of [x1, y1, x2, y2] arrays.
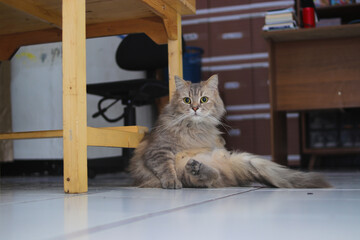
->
[[171, 75, 225, 123]]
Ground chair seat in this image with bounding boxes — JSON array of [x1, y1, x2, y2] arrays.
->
[[87, 79, 169, 106]]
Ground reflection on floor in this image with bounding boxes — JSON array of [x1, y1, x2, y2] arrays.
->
[[1, 171, 360, 240]]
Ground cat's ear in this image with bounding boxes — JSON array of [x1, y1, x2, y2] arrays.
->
[[203, 74, 219, 89], [175, 75, 189, 90]]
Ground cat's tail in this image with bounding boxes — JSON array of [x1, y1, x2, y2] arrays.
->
[[229, 152, 331, 188]]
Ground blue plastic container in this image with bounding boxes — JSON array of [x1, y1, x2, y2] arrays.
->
[[183, 46, 204, 83], [164, 46, 204, 83]]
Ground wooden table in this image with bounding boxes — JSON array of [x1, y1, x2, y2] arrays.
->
[[263, 24, 360, 166], [0, 0, 195, 193]]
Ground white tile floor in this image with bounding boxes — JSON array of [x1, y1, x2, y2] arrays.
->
[[1, 171, 360, 240]]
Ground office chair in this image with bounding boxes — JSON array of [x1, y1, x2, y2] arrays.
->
[[87, 33, 172, 126], [87, 33, 175, 167]]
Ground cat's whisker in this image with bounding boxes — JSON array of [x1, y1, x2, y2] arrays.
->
[[157, 113, 189, 133], [218, 119, 232, 133], [170, 114, 188, 126], [204, 114, 220, 124], [205, 115, 230, 135]]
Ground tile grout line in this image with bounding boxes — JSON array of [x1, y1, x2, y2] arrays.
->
[[49, 188, 261, 240]]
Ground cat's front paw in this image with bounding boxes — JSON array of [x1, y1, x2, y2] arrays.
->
[[160, 177, 183, 189]]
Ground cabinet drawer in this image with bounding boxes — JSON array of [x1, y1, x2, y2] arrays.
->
[[253, 68, 269, 104], [274, 37, 360, 111], [209, 19, 251, 56], [218, 69, 253, 106], [183, 23, 210, 57], [224, 119, 254, 152]]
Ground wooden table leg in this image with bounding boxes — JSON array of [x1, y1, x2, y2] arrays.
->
[[62, 0, 88, 193], [271, 111, 288, 165], [167, 13, 183, 99], [268, 40, 288, 166]]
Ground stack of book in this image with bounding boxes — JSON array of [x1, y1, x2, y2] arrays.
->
[[262, 8, 298, 31]]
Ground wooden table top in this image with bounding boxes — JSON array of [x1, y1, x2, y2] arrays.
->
[[0, 0, 195, 35], [262, 23, 360, 42], [0, 0, 195, 60]]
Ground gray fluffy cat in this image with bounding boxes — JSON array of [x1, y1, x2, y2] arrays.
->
[[129, 75, 331, 189]]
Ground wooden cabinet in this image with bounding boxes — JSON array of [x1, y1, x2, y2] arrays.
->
[[263, 23, 360, 166]]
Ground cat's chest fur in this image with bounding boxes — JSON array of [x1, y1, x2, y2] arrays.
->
[[172, 122, 221, 150]]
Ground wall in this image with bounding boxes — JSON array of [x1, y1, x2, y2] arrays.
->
[[10, 36, 153, 160]]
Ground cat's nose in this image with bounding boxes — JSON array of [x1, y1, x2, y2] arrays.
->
[[192, 106, 199, 112]]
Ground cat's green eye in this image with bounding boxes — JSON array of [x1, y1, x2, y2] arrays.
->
[[183, 97, 191, 104], [200, 96, 209, 103]]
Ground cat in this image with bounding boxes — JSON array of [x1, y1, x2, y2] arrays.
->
[[128, 75, 331, 189]]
